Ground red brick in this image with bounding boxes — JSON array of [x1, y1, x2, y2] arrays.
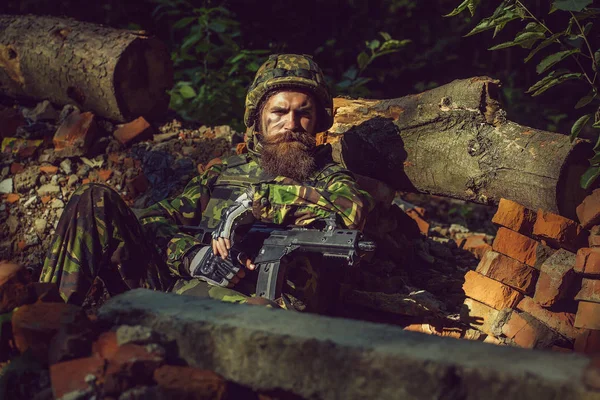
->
[[460, 298, 510, 336], [533, 209, 586, 251], [576, 279, 600, 303], [575, 248, 600, 276], [458, 234, 492, 260], [575, 330, 600, 355], [462, 270, 523, 310], [492, 227, 554, 269], [92, 331, 119, 360], [98, 169, 113, 182], [5, 193, 19, 204], [492, 198, 536, 235], [10, 162, 24, 174], [533, 249, 576, 307], [114, 117, 154, 145], [577, 189, 600, 229], [575, 301, 600, 329], [39, 165, 59, 175], [11, 302, 87, 362], [516, 296, 580, 339], [40, 195, 52, 204], [501, 311, 559, 349], [154, 365, 228, 400], [50, 356, 105, 399], [406, 208, 429, 236], [53, 110, 97, 154], [476, 251, 538, 294]]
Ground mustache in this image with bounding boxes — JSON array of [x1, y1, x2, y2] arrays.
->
[[261, 130, 316, 147]]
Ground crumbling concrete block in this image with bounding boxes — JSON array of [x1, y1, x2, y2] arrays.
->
[[98, 289, 599, 400]]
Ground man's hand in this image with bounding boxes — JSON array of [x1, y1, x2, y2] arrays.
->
[[188, 246, 255, 288]]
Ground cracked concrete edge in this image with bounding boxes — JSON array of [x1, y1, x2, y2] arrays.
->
[[98, 289, 600, 400]]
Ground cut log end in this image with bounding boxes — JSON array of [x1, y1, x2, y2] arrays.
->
[[557, 141, 595, 220], [114, 37, 173, 121]]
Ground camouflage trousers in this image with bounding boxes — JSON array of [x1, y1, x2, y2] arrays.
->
[[41, 184, 339, 312]]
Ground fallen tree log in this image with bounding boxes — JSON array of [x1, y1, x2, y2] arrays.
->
[[0, 15, 172, 122], [328, 77, 592, 219]]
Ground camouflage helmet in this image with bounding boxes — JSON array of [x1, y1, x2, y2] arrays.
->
[[244, 54, 334, 133]]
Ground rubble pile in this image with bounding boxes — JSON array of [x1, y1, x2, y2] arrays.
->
[[0, 99, 237, 269]]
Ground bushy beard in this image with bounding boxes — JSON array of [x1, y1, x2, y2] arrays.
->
[[260, 130, 317, 182]]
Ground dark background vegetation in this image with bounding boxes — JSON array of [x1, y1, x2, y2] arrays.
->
[[0, 0, 592, 134]]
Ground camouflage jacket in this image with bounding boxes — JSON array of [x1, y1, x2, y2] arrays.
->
[[138, 145, 374, 277]]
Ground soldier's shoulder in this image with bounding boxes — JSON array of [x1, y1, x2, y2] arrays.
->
[[312, 144, 355, 181]]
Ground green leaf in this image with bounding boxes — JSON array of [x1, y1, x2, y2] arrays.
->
[[357, 52, 370, 70], [444, 0, 472, 17], [367, 40, 380, 50], [467, 0, 480, 16], [379, 32, 392, 41], [536, 49, 580, 74], [524, 33, 563, 63], [209, 21, 227, 33], [527, 72, 582, 96], [583, 22, 593, 36], [553, 0, 593, 12], [571, 114, 592, 141], [589, 152, 600, 165], [489, 41, 517, 51], [581, 165, 600, 189], [575, 91, 597, 108], [172, 16, 196, 30], [594, 119, 600, 129], [514, 31, 546, 49], [465, 6, 520, 37], [179, 85, 197, 99]]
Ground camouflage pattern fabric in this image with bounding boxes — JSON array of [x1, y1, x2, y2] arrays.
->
[[40, 184, 172, 306], [138, 144, 374, 278]]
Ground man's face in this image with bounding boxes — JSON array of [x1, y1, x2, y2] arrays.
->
[[260, 90, 317, 137], [258, 90, 319, 181]]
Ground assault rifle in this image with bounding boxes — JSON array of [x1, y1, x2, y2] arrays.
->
[[182, 216, 376, 301]]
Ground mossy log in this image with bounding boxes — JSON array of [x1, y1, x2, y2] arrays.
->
[[0, 15, 173, 122], [328, 77, 591, 219]]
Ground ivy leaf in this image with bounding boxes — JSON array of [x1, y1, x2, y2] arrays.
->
[[575, 91, 597, 108], [536, 49, 580, 74], [571, 114, 592, 141], [581, 165, 600, 189], [179, 85, 197, 99], [553, 0, 593, 12], [524, 33, 563, 63]]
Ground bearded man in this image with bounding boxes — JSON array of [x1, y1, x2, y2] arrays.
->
[[39, 54, 373, 310]]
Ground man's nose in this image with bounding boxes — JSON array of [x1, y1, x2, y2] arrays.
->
[[283, 112, 301, 131]]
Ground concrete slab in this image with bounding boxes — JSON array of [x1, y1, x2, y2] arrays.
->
[[98, 289, 600, 400]]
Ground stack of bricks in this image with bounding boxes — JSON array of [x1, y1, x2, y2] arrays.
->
[[461, 198, 592, 352]]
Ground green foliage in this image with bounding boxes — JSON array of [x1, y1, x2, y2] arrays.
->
[[447, 0, 600, 189], [151, 0, 269, 130], [330, 32, 411, 97]]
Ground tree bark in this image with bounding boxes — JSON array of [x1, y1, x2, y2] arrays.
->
[[0, 15, 173, 122], [328, 77, 592, 219]]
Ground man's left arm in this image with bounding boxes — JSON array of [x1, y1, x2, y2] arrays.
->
[[251, 171, 374, 230]]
